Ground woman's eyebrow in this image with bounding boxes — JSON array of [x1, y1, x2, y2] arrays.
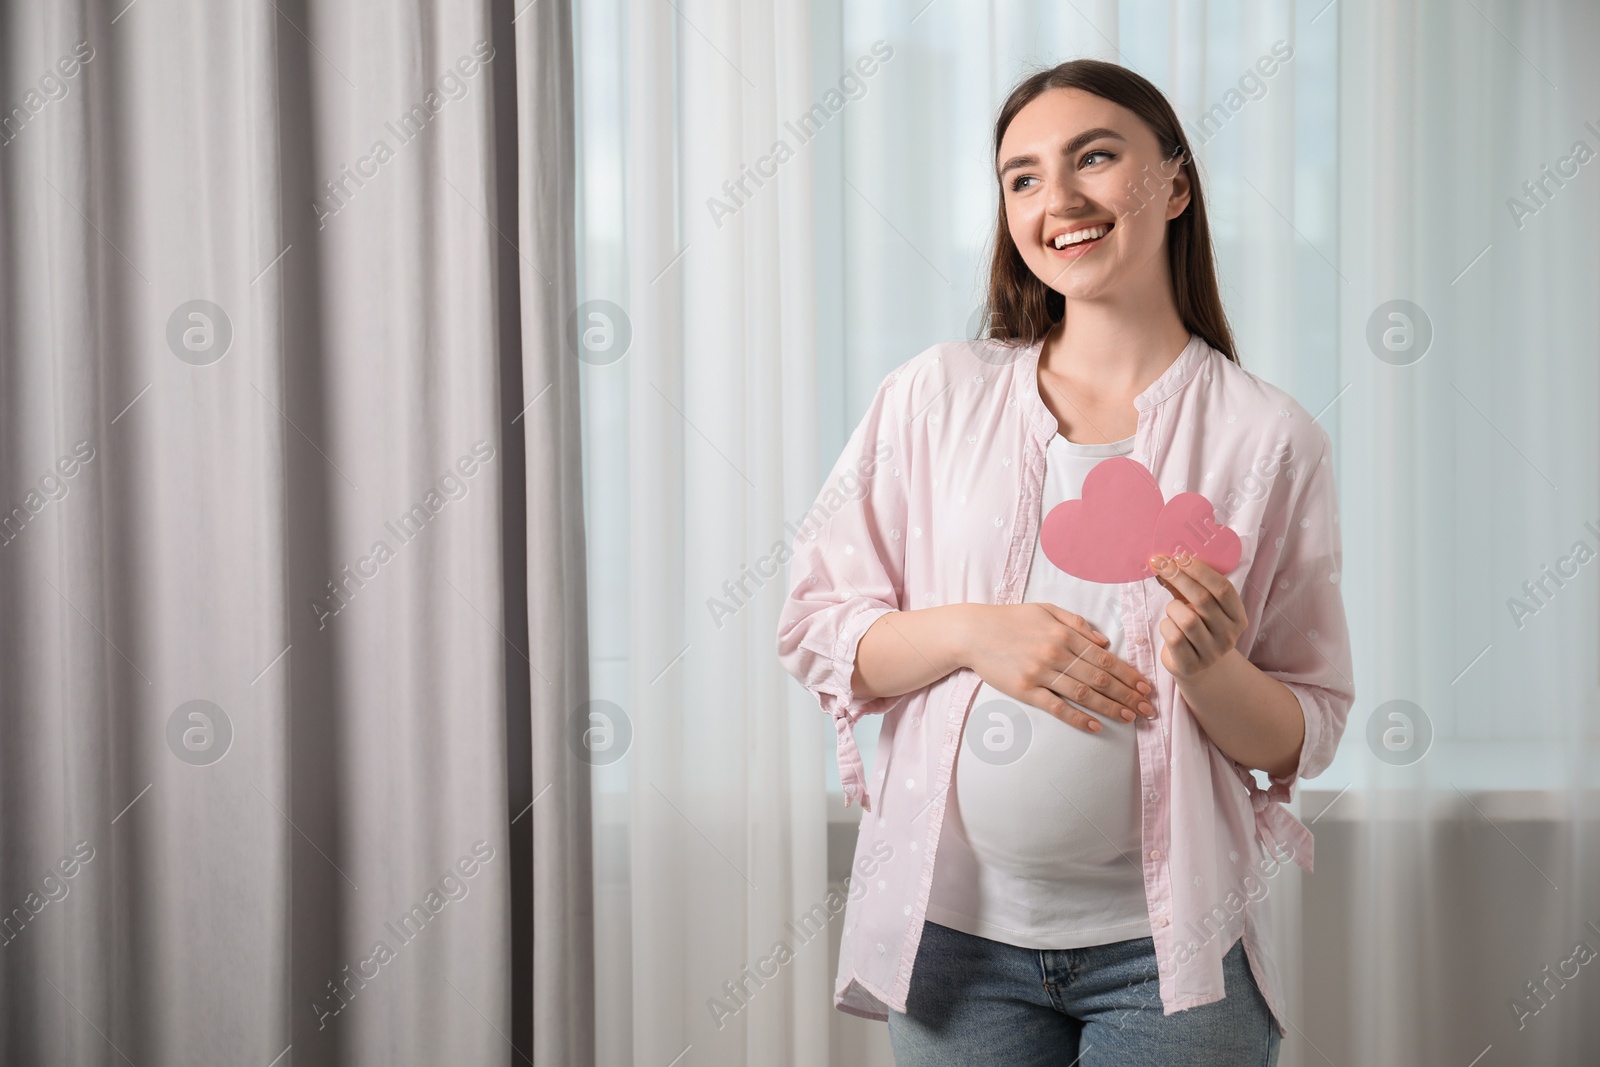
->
[[997, 127, 1127, 179]]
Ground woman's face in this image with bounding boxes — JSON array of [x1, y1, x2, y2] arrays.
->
[[997, 87, 1190, 304]]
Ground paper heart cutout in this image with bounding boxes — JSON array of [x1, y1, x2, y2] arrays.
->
[[1040, 456, 1241, 584], [1039, 457, 1165, 583], [1152, 491, 1242, 576]]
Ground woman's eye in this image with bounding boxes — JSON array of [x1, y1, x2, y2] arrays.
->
[[1008, 151, 1114, 190]]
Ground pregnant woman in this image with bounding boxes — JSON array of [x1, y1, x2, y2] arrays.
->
[[776, 58, 1354, 1065]]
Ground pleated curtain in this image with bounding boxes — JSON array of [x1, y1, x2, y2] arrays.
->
[[0, 2, 593, 1065]]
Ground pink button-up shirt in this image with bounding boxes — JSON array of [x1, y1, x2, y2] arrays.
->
[[775, 331, 1354, 1035]]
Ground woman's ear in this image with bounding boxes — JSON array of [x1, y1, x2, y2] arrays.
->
[[1167, 159, 1192, 220]]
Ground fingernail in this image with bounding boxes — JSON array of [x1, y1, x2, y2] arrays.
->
[[1089, 720, 1101, 732], [1120, 709, 1135, 722], [1139, 701, 1154, 715], [1136, 680, 1151, 694]]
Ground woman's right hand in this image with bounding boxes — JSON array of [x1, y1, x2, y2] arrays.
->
[[960, 602, 1155, 733]]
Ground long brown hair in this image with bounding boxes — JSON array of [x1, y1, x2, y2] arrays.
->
[[979, 59, 1239, 365]]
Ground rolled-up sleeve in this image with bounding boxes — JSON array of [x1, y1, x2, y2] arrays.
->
[[1248, 425, 1356, 804], [776, 363, 914, 810]]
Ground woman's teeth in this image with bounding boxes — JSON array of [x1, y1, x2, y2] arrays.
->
[[1052, 224, 1111, 249]]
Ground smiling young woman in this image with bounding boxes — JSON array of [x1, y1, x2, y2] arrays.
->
[[777, 57, 1353, 1067], [989, 65, 1237, 448]]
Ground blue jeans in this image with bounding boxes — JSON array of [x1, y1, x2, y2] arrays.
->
[[887, 921, 1281, 1066]]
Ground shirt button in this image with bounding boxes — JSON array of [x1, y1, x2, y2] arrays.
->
[[1149, 849, 1162, 860], [877, 943, 886, 954], [1159, 916, 1171, 927], [1147, 791, 1159, 802]]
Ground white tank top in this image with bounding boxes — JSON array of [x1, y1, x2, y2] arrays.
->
[[925, 431, 1153, 949]]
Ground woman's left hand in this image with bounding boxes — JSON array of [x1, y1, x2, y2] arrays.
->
[[1147, 553, 1248, 679]]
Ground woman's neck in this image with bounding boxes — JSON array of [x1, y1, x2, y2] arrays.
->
[[1039, 301, 1193, 401]]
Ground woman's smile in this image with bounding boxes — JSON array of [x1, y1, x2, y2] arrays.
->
[[1045, 220, 1115, 259]]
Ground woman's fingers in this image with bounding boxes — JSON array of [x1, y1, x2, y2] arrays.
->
[[1044, 606, 1152, 693], [1057, 634, 1154, 715], [1038, 603, 1109, 646], [1152, 554, 1247, 629], [1039, 658, 1147, 724], [1149, 554, 1208, 606], [1030, 602, 1156, 725], [1030, 688, 1106, 734]]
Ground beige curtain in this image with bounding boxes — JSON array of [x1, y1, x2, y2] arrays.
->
[[0, 2, 593, 1065]]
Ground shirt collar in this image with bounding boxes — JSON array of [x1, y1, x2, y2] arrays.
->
[[1134, 331, 1208, 411], [1019, 331, 1208, 441]]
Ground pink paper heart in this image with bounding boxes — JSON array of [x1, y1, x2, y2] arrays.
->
[[1151, 492, 1242, 576], [1040, 456, 1241, 584], [1040, 457, 1165, 583]]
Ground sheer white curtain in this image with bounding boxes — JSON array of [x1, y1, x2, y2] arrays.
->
[[1313, 1, 1600, 1064], [580, 0, 1600, 1064], [576, 2, 831, 1066]]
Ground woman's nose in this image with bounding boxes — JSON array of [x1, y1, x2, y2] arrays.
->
[[1044, 171, 1081, 214]]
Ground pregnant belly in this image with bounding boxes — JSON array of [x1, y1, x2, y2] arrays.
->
[[953, 684, 1145, 878]]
